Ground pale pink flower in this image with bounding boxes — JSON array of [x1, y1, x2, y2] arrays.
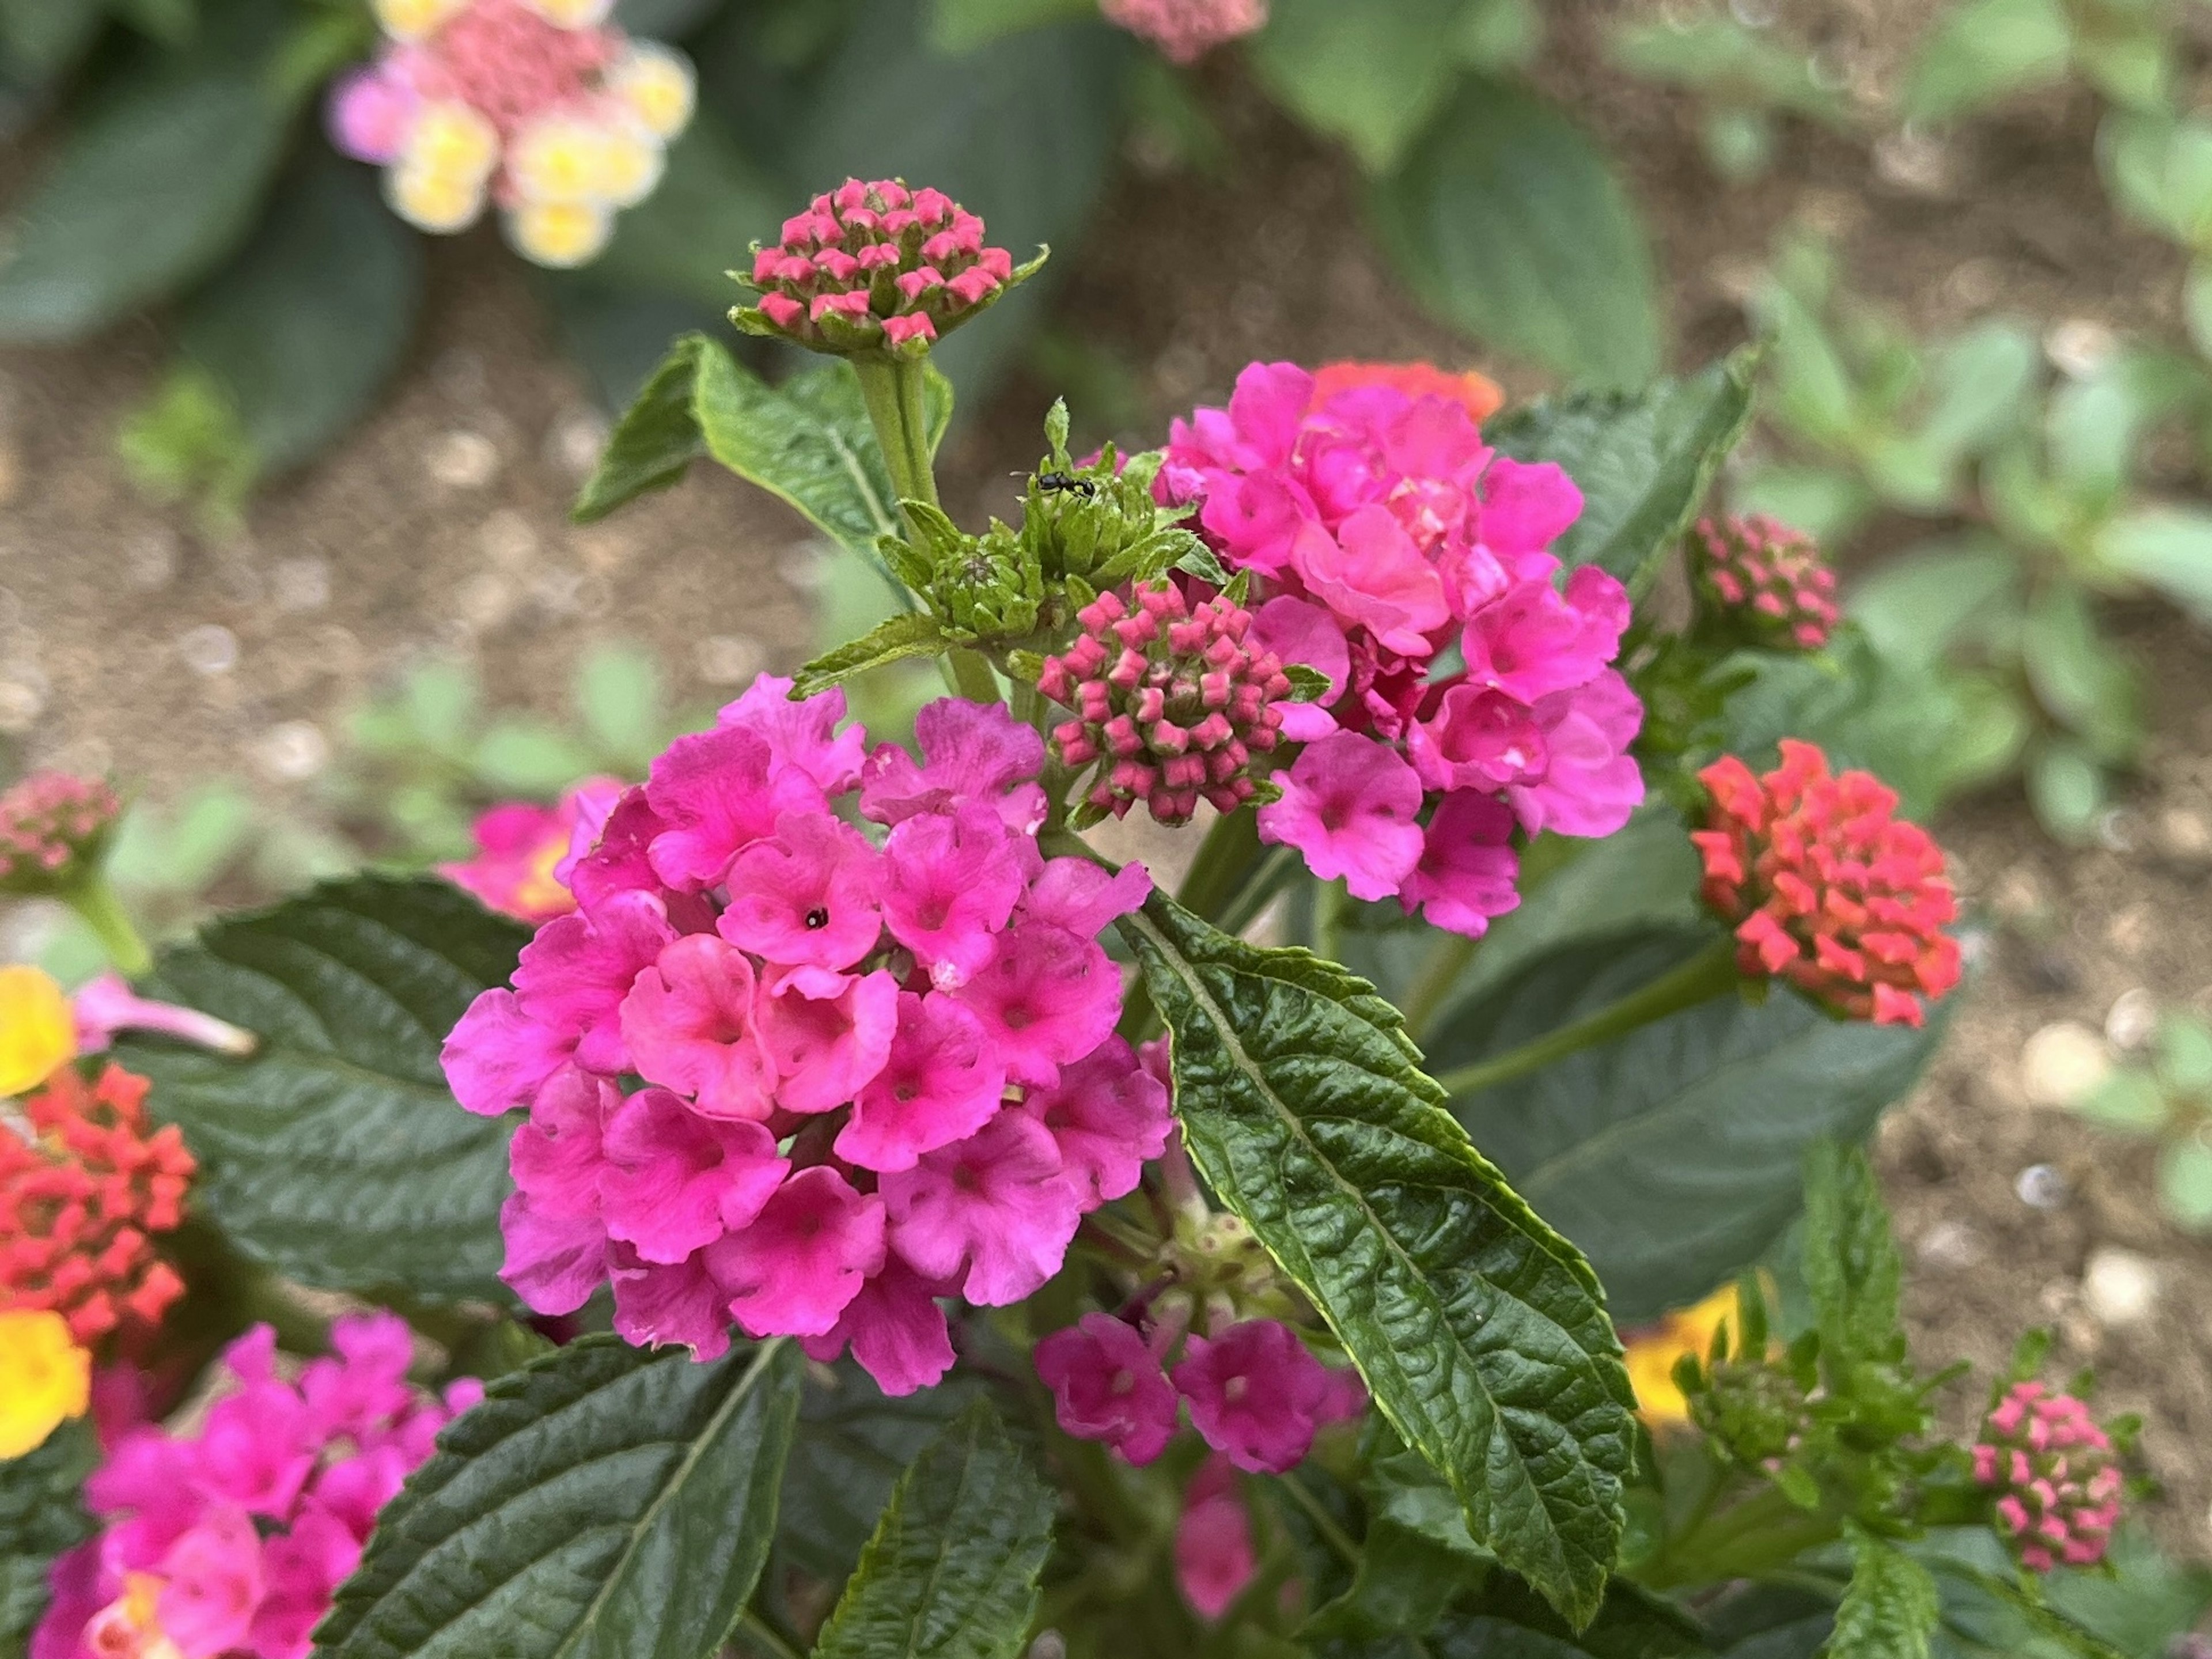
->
[[72, 972, 256, 1058], [836, 993, 1005, 1173], [1173, 1320, 1335, 1474], [1035, 1312, 1179, 1465], [1099, 0, 1267, 65], [880, 1111, 1082, 1306], [1256, 733, 1425, 902], [325, 65, 418, 164], [708, 1166, 886, 1338], [619, 934, 776, 1120]]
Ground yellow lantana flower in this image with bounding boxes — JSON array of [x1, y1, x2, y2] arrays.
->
[[1622, 1283, 1747, 1429], [607, 44, 696, 142], [0, 1310, 92, 1459], [0, 963, 75, 1096], [372, 0, 466, 41], [507, 200, 613, 268]]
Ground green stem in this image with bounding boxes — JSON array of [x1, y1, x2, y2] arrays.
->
[[851, 357, 940, 515], [68, 876, 151, 978], [1431, 934, 1741, 1099], [736, 1610, 804, 1659], [1215, 845, 1298, 938], [1173, 807, 1260, 923], [949, 648, 1001, 703], [1277, 1471, 1361, 1571], [1402, 933, 1480, 1042], [1312, 879, 1348, 966]]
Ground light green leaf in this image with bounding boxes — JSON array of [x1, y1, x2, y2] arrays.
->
[[0, 1417, 98, 1652], [2068, 1070, 2170, 1135], [1249, 0, 1467, 174], [1830, 1531, 1939, 1659], [927, 0, 1094, 53], [2159, 1014, 2212, 1092], [2157, 1138, 2212, 1230], [1850, 540, 2020, 670], [113, 876, 528, 1304], [1486, 347, 1757, 594], [812, 1402, 1056, 1659], [573, 335, 951, 588], [574, 642, 664, 766], [312, 1337, 803, 1659], [795, 613, 951, 696], [2097, 506, 2212, 622], [1802, 1141, 1903, 1368], [2101, 114, 2212, 248], [1917, 320, 2040, 464], [1372, 77, 1661, 389], [173, 148, 425, 480], [474, 722, 599, 795], [1438, 932, 1944, 1325], [2021, 581, 2139, 757], [0, 47, 291, 342], [2025, 740, 2108, 843], [1120, 895, 1634, 1628], [1902, 0, 2072, 124]]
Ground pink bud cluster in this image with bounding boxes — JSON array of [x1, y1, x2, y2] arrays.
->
[[1687, 514, 1842, 652], [440, 679, 1172, 1397], [1158, 362, 1645, 939], [738, 179, 1020, 358], [1034, 1311, 1364, 1475], [1972, 1381, 2123, 1573], [0, 772, 120, 895], [1038, 585, 1293, 825], [33, 1315, 480, 1659], [1099, 0, 1269, 64], [438, 777, 624, 923]]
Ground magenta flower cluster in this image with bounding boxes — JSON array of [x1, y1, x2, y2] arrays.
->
[[1034, 1310, 1364, 1476], [1972, 1381, 2123, 1573], [1158, 363, 1645, 937], [0, 771, 120, 893], [440, 679, 1172, 1395], [34, 1315, 479, 1659], [1037, 584, 1292, 825], [741, 179, 1017, 357]]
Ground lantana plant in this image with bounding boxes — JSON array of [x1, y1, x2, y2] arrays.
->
[[3, 176, 2197, 1659]]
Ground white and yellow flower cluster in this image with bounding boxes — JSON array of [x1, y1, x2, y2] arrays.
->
[[338, 0, 695, 270]]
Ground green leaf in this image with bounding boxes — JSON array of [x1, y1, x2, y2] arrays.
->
[[1249, 0, 1468, 174], [2020, 583, 2139, 757], [172, 146, 425, 480], [795, 613, 951, 696], [2025, 740, 2108, 843], [1427, 1572, 1710, 1658], [1801, 1142, 1903, 1367], [1373, 77, 1660, 388], [1850, 540, 2020, 671], [1437, 932, 1944, 1325], [474, 722, 598, 796], [1829, 1530, 1939, 1659], [927, 0, 1094, 53], [0, 44, 293, 342], [573, 335, 951, 586], [313, 1336, 803, 1659], [112, 876, 528, 1304], [0, 1416, 98, 1653], [2097, 506, 2212, 623], [2101, 115, 2212, 249], [1916, 320, 2040, 465], [811, 1401, 1056, 1659], [2069, 1070, 2170, 1135], [1486, 348, 1757, 594], [779, 1366, 984, 1585], [0, 0, 107, 84], [1302, 1514, 1487, 1642], [574, 641, 664, 766], [1120, 895, 1634, 1628], [2156, 1137, 2212, 1230], [1902, 0, 2072, 124]]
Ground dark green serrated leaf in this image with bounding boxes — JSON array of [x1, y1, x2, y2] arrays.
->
[[1302, 1515, 1485, 1642], [811, 1401, 1055, 1659], [794, 612, 950, 695], [778, 1366, 984, 1585], [1120, 895, 1633, 1628], [1486, 349, 1758, 594], [572, 334, 950, 590], [1371, 77, 1661, 389], [0, 26, 294, 342], [313, 1336, 802, 1659], [1426, 1571, 1711, 1658], [0, 1417, 99, 1653], [1438, 931, 1944, 1325], [1828, 1531, 1938, 1659], [1802, 1143, 1904, 1369], [113, 876, 527, 1304], [176, 145, 425, 478]]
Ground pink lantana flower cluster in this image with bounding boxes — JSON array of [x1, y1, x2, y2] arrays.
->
[[1159, 363, 1644, 938], [33, 1315, 479, 1659], [438, 777, 623, 923], [1099, 0, 1268, 64], [329, 0, 696, 268], [0, 772, 120, 896], [1973, 1381, 2123, 1573], [440, 679, 1172, 1395], [1035, 1310, 1365, 1475]]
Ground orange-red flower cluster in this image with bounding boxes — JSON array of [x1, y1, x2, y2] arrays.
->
[[1692, 740, 1960, 1027], [0, 1063, 194, 1346]]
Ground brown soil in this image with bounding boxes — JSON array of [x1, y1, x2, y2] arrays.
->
[[5, 0, 2212, 1566]]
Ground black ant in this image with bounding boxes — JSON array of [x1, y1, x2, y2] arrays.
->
[[1017, 469, 1097, 498]]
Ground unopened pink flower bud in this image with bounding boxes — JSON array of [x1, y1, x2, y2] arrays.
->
[[1687, 514, 1842, 652], [0, 773, 121, 897], [1972, 1381, 2124, 1573]]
